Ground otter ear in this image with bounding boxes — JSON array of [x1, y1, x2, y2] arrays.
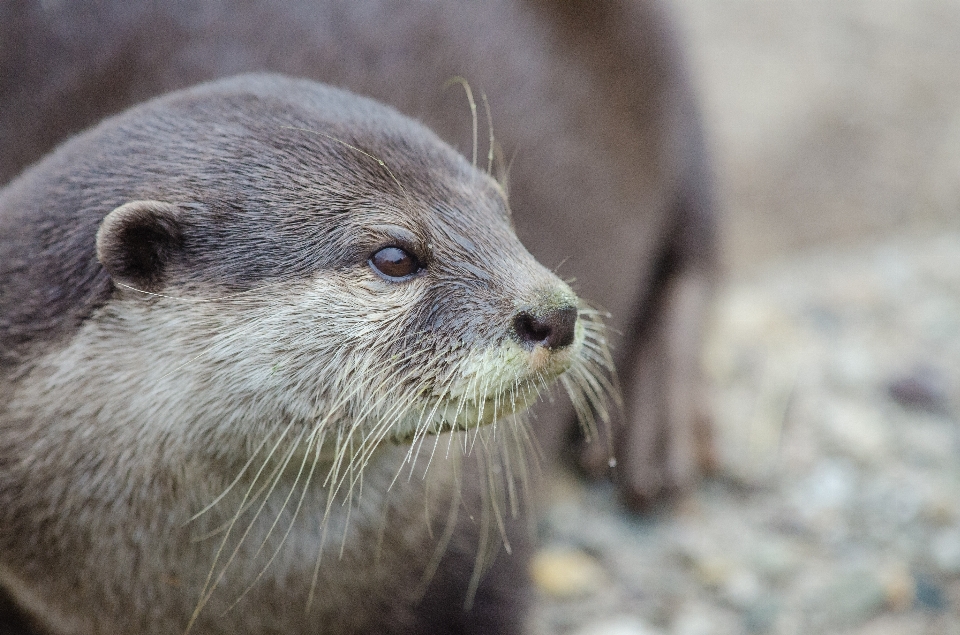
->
[[96, 200, 184, 291]]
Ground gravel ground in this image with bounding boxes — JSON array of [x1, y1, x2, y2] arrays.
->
[[531, 232, 960, 635]]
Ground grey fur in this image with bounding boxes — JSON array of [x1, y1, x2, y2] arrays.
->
[[0, 75, 610, 634]]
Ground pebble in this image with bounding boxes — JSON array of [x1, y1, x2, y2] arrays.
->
[[820, 400, 890, 464], [931, 528, 960, 575], [720, 569, 763, 609], [888, 366, 950, 413], [742, 597, 780, 633], [749, 540, 802, 582], [882, 565, 916, 612], [671, 602, 740, 635], [530, 546, 608, 598], [806, 569, 888, 628], [797, 458, 858, 517], [913, 575, 947, 611]]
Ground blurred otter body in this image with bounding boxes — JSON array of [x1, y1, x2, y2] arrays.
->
[[0, 74, 610, 634], [0, 0, 718, 508]]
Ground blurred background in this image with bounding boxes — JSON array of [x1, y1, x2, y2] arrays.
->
[[676, 0, 960, 273], [532, 1, 960, 634]]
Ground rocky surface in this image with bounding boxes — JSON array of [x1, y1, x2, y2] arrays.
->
[[531, 232, 960, 635]]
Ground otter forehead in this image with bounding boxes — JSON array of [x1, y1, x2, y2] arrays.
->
[[96, 75, 526, 289]]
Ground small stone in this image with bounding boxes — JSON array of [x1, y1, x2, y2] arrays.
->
[[671, 602, 740, 635], [888, 366, 949, 414], [800, 458, 858, 515], [691, 555, 734, 589], [742, 598, 780, 634], [672, 610, 714, 635], [572, 615, 663, 635], [923, 492, 958, 526], [881, 565, 916, 611], [721, 569, 763, 609], [913, 575, 947, 611], [530, 546, 607, 598], [829, 346, 876, 388], [749, 540, 801, 583], [806, 569, 887, 628], [821, 400, 890, 464], [930, 528, 960, 575]]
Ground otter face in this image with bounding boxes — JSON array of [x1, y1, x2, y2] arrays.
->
[[49, 75, 611, 466], [94, 155, 605, 445]]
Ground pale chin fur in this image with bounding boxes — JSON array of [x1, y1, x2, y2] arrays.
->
[[389, 322, 586, 441]]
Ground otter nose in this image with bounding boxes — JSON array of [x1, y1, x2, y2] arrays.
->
[[512, 305, 578, 350]]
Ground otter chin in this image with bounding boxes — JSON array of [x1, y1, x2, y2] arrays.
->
[[0, 74, 611, 635]]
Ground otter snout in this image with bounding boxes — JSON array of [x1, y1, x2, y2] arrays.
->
[[512, 305, 578, 350]]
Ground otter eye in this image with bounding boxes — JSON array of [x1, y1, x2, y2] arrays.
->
[[369, 246, 421, 279]]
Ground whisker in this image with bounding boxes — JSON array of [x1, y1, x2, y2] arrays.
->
[[185, 419, 298, 634], [220, 428, 325, 615], [443, 76, 479, 169], [185, 433, 272, 525]]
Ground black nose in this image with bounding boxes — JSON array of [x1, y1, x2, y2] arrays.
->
[[512, 305, 578, 350]]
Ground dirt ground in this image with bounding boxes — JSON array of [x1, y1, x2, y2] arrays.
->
[[531, 2, 960, 633]]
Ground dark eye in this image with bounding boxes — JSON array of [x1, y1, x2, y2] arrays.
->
[[369, 246, 421, 279]]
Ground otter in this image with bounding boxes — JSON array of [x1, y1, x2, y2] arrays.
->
[[0, 74, 613, 634], [0, 0, 718, 509]]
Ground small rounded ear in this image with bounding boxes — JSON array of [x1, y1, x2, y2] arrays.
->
[[96, 200, 184, 292]]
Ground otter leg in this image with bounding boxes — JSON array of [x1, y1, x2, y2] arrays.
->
[[581, 188, 717, 510]]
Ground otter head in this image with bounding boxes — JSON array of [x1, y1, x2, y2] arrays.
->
[[75, 74, 611, 469], [0, 76, 608, 492]]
